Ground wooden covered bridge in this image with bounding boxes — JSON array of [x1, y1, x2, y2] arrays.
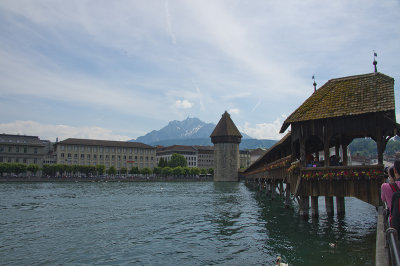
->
[[244, 72, 400, 217]]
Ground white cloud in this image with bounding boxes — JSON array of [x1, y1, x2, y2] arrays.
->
[[228, 108, 240, 115], [175, 99, 193, 109], [0, 121, 131, 142], [165, 0, 176, 44], [242, 116, 287, 140]]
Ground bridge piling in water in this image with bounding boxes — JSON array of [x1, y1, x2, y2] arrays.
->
[[325, 196, 334, 216], [336, 197, 345, 216], [311, 196, 319, 217], [299, 196, 310, 218]]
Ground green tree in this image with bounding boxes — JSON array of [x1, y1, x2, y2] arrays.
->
[[168, 153, 187, 168], [140, 167, 152, 175], [189, 167, 201, 176], [200, 168, 207, 175], [153, 166, 162, 175], [108, 166, 117, 176], [120, 167, 128, 176], [0, 163, 7, 176], [183, 166, 190, 176], [130, 166, 139, 175], [207, 168, 214, 175], [27, 164, 40, 176], [172, 166, 185, 176], [161, 166, 172, 176], [385, 139, 400, 155], [158, 157, 168, 168], [12, 163, 27, 176], [96, 164, 106, 175]]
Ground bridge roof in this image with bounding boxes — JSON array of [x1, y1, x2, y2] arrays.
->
[[244, 132, 291, 174], [280, 72, 395, 133]]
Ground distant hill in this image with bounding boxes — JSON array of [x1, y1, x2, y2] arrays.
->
[[134, 117, 251, 144], [131, 117, 277, 150], [145, 138, 276, 150]]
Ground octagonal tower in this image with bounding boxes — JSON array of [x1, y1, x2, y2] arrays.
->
[[210, 111, 242, 182]]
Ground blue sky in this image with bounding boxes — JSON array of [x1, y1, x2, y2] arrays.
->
[[0, 0, 399, 141]]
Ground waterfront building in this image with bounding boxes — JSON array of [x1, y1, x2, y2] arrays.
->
[[195, 146, 214, 169], [211, 111, 242, 181], [240, 150, 251, 168], [156, 145, 199, 168], [55, 138, 156, 170], [249, 148, 266, 164], [0, 134, 47, 165]]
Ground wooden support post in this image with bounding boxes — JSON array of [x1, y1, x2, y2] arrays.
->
[[377, 132, 384, 165], [335, 145, 340, 158], [300, 137, 306, 167], [324, 134, 330, 167], [271, 181, 276, 199], [342, 144, 348, 166], [299, 196, 309, 218], [311, 196, 319, 217], [325, 196, 334, 216], [336, 197, 345, 216], [271, 180, 276, 199], [285, 183, 291, 208]]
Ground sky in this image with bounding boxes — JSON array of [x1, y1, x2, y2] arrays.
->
[[0, 0, 399, 142]]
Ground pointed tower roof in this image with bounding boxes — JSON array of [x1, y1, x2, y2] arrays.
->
[[210, 111, 242, 144]]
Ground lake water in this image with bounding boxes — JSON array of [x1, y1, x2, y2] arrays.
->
[[0, 181, 377, 265]]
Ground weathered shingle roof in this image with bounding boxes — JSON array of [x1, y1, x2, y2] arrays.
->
[[280, 72, 395, 133], [210, 111, 242, 138], [244, 132, 291, 174], [57, 138, 155, 149]]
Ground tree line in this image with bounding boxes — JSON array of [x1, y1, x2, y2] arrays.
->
[[0, 153, 214, 178], [349, 138, 400, 157]]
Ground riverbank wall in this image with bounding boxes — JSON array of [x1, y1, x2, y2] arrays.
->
[[0, 175, 213, 182]]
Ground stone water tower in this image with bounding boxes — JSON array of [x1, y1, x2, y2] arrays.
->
[[210, 111, 242, 181]]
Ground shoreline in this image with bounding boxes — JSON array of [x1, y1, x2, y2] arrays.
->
[[0, 176, 214, 183]]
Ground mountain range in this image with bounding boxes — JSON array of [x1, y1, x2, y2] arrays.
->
[[131, 117, 277, 150]]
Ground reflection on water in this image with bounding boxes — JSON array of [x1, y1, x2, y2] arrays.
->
[[0, 182, 376, 265]]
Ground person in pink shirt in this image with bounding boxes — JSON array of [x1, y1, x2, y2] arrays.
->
[[381, 166, 398, 211], [381, 161, 400, 211]]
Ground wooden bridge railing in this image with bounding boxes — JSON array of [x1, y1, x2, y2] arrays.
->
[[244, 155, 291, 180], [294, 164, 385, 206]]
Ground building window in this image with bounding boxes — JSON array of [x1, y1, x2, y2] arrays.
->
[[16, 147, 19, 153], [74, 154, 78, 159], [61, 145, 65, 151], [87, 154, 90, 159], [94, 154, 97, 159], [112, 155, 115, 160], [8, 147, 12, 152], [24, 148, 27, 153], [68, 153, 71, 158], [61, 153, 65, 158], [34, 148, 38, 154]]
